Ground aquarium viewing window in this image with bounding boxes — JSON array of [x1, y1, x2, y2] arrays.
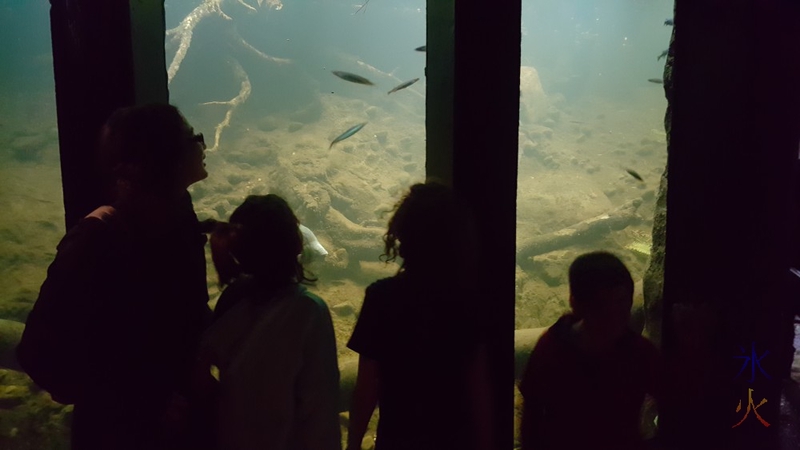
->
[[0, 0, 69, 447], [165, 1, 426, 447], [514, 0, 672, 442]]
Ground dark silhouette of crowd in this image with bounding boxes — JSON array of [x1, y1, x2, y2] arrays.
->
[[16, 102, 664, 450]]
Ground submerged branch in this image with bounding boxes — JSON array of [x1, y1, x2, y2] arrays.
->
[[232, 28, 293, 65], [236, 0, 257, 13], [166, 0, 232, 84], [200, 58, 251, 152]]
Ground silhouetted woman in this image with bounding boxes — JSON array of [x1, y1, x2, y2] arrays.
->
[[18, 103, 212, 450], [346, 181, 494, 450]]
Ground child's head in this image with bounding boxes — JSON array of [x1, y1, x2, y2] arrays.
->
[[568, 251, 634, 335], [381, 180, 477, 274], [210, 194, 313, 288]]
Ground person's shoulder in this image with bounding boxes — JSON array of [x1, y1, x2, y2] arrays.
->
[[294, 285, 333, 316], [70, 210, 116, 234], [367, 276, 399, 290], [532, 327, 560, 354], [56, 208, 121, 252], [364, 276, 401, 297], [530, 316, 575, 357]]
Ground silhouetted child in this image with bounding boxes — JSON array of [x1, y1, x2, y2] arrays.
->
[[346, 181, 493, 450], [197, 194, 341, 450], [519, 251, 663, 450]]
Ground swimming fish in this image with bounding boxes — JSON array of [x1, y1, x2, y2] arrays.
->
[[657, 49, 668, 61], [330, 122, 367, 149], [648, 78, 664, 84], [388, 78, 420, 95], [625, 168, 644, 182], [415, 45, 426, 52], [664, 18, 674, 26], [299, 224, 328, 257], [331, 71, 374, 86]]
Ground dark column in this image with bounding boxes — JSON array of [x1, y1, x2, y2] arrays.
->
[[660, 0, 800, 448], [453, 3, 521, 450], [129, 0, 169, 105], [425, 1, 454, 184], [50, 0, 168, 230]]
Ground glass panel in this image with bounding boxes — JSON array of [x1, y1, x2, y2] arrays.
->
[[0, 1, 66, 448], [166, 0, 426, 447], [515, 0, 672, 446]]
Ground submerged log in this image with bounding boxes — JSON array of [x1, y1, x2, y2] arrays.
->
[[517, 197, 644, 267], [324, 207, 385, 265]]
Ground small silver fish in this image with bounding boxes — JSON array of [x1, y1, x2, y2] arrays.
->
[[648, 78, 664, 84], [625, 168, 644, 182], [331, 71, 374, 85], [664, 18, 674, 26], [415, 45, 426, 52], [330, 122, 367, 149], [388, 78, 420, 95]]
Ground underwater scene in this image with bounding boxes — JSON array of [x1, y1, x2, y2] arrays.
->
[[0, 0, 672, 448]]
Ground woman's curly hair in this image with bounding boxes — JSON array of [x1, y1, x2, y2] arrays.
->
[[381, 181, 477, 273]]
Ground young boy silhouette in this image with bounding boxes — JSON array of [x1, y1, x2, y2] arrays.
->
[[519, 251, 663, 450]]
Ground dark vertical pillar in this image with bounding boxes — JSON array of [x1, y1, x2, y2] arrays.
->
[[425, 0, 454, 184], [129, 0, 169, 105], [660, 0, 800, 448], [50, 0, 135, 229], [50, 0, 168, 230], [452, 3, 521, 450]]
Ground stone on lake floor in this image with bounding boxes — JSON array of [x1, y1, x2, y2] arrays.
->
[[331, 302, 356, 318]]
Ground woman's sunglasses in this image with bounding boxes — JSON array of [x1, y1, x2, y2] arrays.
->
[[191, 132, 206, 149]]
